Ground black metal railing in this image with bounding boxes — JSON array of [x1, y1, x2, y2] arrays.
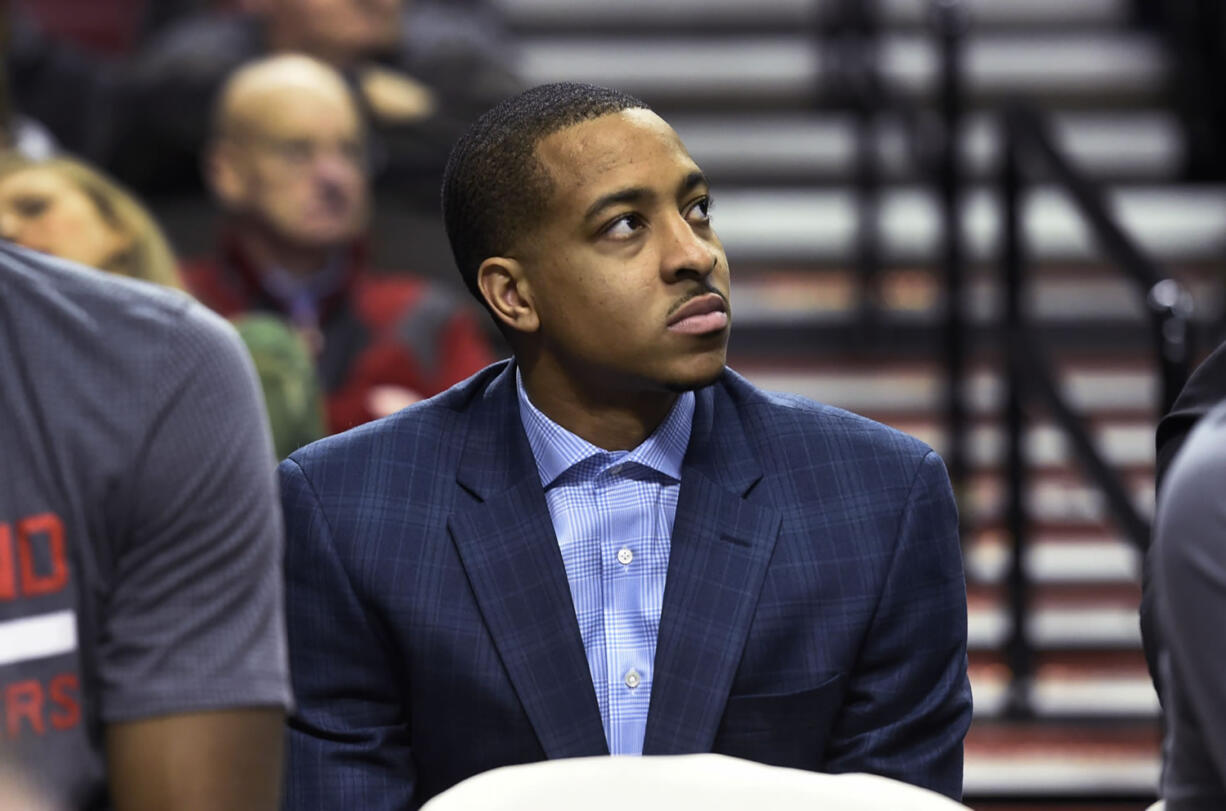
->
[[819, 0, 884, 340], [996, 101, 1194, 714], [824, 4, 1194, 716], [1138, 0, 1226, 181], [934, 0, 970, 504], [822, 0, 972, 495]]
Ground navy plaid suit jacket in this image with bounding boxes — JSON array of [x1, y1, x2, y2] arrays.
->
[[280, 361, 971, 808]]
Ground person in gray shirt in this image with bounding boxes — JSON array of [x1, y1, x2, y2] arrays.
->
[[1152, 400, 1226, 809], [0, 242, 290, 809]]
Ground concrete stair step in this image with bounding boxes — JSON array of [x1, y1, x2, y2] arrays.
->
[[712, 185, 1226, 265], [968, 583, 1143, 650], [499, 0, 1132, 32], [516, 32, 1164, 107], [883, 0, 1132, 30], [736, 363, 1161, 417], [965, 532, 1141, 586], [965, 720, 1159, 797], [885, 418, 1156, 472], [971, 673, 1157, 720], [969, 604, 1141, 650], [731, 267, 1221, 325], [970, 656, 1152, 720], [965, 469, 1154, 526], [674, 110, 1183, 183]]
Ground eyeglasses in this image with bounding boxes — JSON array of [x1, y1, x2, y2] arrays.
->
[[229, 133, 370, 169]]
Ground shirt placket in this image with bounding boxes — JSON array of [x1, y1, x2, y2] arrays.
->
[[602, 468, 654, 755]]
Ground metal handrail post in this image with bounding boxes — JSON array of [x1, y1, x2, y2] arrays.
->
[[1019, 106, 1196, 414], [934, 0, 969, 508], [852, 0, 881, 345], [1147, 279, 1195, 414], [1001, 106, 1034, 718]]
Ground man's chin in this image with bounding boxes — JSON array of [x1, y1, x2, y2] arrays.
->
[[662, 363, 727, 394], [278, 223, 362, 250]]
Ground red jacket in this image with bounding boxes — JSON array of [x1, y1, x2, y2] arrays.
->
[[182, 239, 496, 433]]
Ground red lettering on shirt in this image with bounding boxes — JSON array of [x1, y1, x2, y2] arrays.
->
[[0, 523, 14, 600], [17, 513, 68, 598], [6, 680, 45, 738], [48, 674, 80, 731]]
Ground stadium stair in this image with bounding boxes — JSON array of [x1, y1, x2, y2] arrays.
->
[[494, 0, 1226, 807]]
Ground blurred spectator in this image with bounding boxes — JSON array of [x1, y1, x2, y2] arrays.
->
[[185, 53, 496, 433], [0, 240, 289, 809], [8, 0, 521, 202], [0, 154, 183, 288], [12, 0, 207, 56], [233, 313, 328, 459], [0, 152, 326, 457]]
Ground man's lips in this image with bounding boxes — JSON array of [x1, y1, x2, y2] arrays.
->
[[666, 293, 729, 335]]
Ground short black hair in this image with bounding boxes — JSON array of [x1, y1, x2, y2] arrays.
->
[[441, 82, 650, 306]]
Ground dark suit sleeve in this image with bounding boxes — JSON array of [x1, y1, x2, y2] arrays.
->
[[822, 450, 972, 800], [280, 458, 417, 809]]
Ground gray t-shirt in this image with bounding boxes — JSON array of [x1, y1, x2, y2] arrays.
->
[[1153, 401, 1226, 809], [0, 244, 291, 808]]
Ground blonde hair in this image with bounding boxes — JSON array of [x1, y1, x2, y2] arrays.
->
[[0, 154, 184, 290]]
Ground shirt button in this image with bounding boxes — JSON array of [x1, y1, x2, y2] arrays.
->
[[610, 463, 625, 475], [617, 547, 633, 566], [625, 669, 641, 689]]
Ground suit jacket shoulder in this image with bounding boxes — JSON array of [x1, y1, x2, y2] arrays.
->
[[716, 368, 938, 498]]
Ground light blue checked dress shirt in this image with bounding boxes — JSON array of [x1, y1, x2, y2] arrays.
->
[[516, 372, 694, 754]]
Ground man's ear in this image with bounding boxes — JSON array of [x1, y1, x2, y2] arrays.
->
[[204, 141, 246, 210], [478, 257, 539, 335]]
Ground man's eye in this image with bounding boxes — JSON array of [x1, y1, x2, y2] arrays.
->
[[277, 140, 315, 163], [340, 141, 368, 165], [12, 196, 49, 218], [603, 213, 642, 238], [686, 196, 713, 225]]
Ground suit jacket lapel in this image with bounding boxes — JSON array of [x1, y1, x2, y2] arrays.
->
[[448, 363, 608, 758], [643, 379, 782, 754]]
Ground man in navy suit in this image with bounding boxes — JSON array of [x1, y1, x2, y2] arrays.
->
[[280, 82, 972, 809]]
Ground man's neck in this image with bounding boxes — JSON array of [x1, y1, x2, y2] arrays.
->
[[519, 356, 679, 452], [232, 226, 336, 279]]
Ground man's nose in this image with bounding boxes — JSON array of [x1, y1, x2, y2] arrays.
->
[[313, 150, 363, 185], [660, 212, 718, 282]]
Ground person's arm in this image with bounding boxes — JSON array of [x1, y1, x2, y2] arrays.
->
[[1145, 337, 1226, 697], [822, 450, 972, 800], [1153, 412, 1226, 791], [98, 300, 291, 810], [280, 457, 418, 810], [1156, 338, 1226, 489], [106, 710, 283, 811]]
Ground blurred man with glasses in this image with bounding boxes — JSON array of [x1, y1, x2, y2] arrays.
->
[[185, 54, 495, 434]]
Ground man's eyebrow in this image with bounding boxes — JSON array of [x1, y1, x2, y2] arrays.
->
[[583, 187, 651, 221], [679, 170, 709, 195], [582, 171, 710, 222]]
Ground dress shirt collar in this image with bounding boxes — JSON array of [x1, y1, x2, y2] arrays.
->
[[516, 368, 694, 488]]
